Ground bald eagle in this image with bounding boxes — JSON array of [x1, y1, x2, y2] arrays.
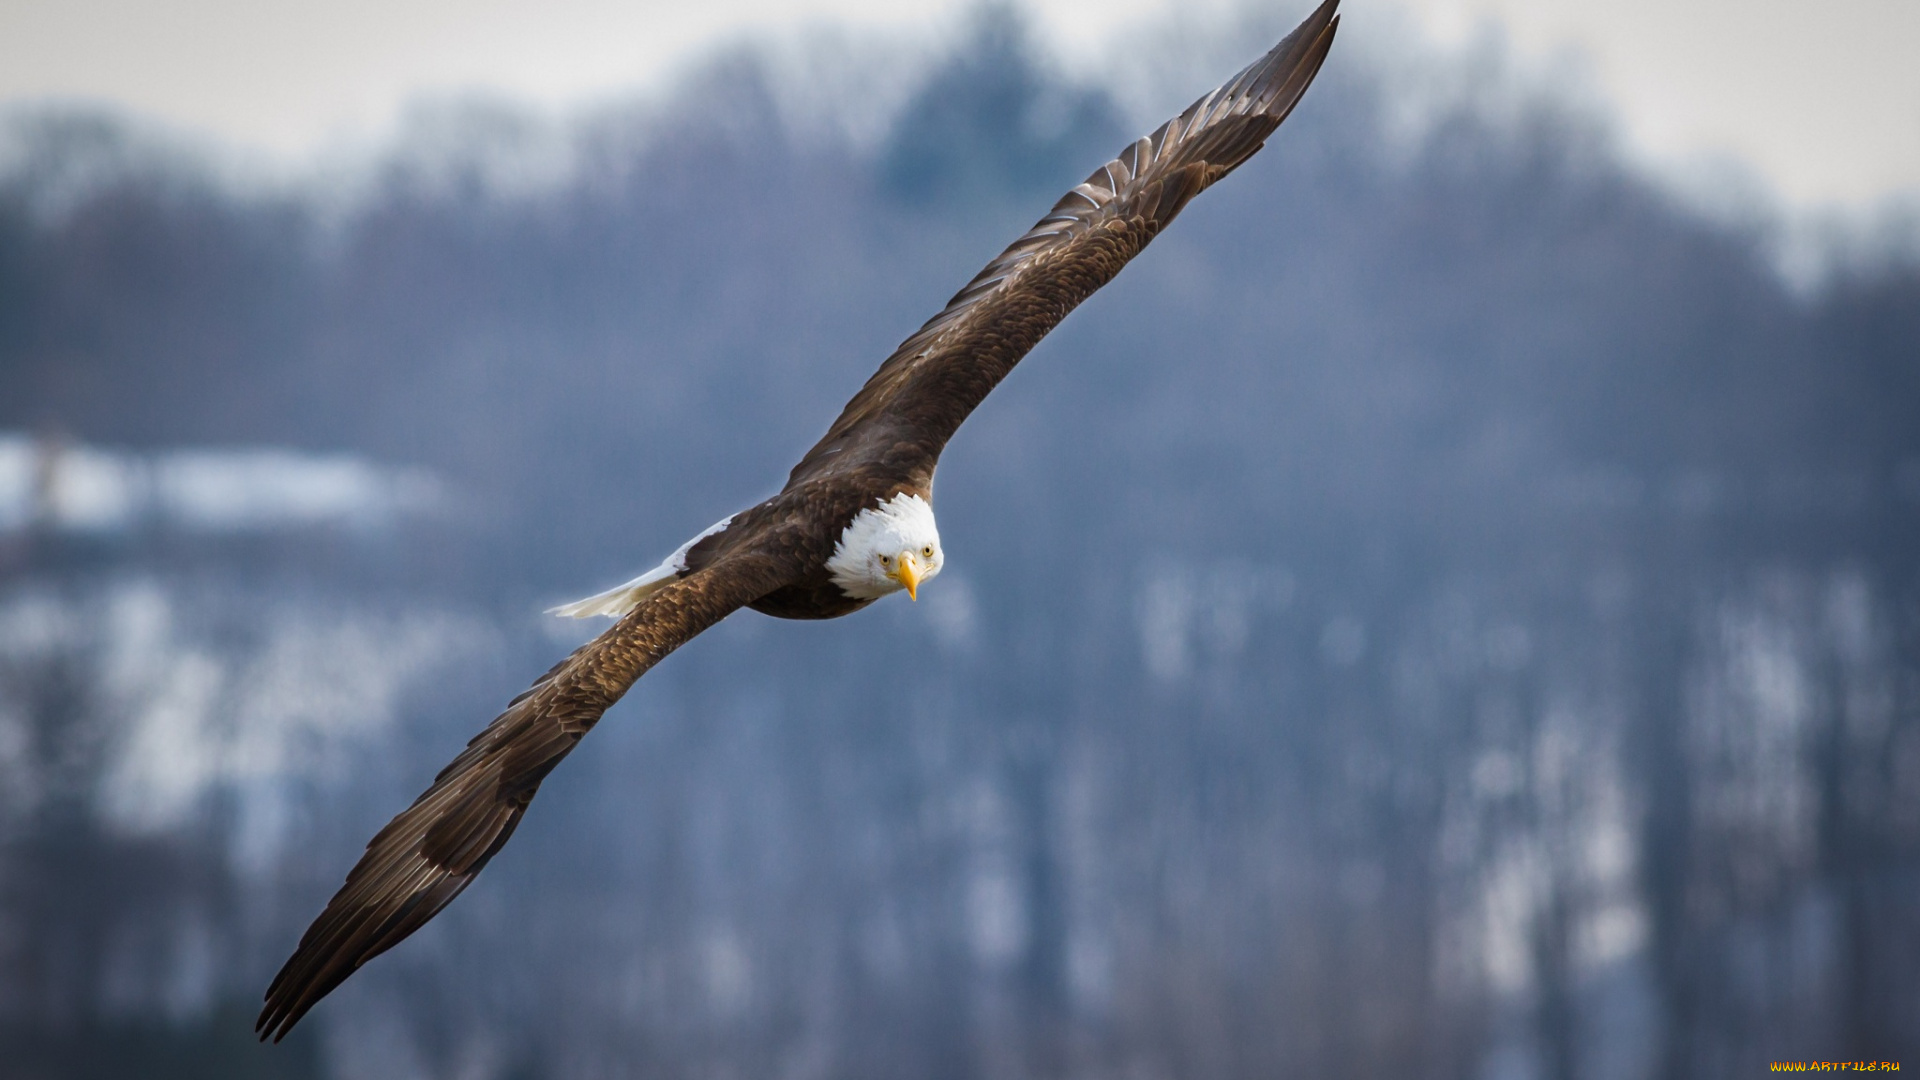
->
[[258, 0, 1338, 1041]]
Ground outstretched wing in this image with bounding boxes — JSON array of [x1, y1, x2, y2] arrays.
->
[[785, 0, 1339, 489], [257, 555, 792, 1042]]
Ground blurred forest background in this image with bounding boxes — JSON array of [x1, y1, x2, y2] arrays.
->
[[1, 6, 1918, 1078]]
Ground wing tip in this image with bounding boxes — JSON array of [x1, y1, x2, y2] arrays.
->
[[256, 989, 313, 1043], [257, 943, 344, 1042], [1253, 0, 1341, 119]]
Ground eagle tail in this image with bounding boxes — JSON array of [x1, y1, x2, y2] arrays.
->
[[549, 515, 736, 619], [546, 566, 679, 618]]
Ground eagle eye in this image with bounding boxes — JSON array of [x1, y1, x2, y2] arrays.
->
[[922, 545, 934, 558]]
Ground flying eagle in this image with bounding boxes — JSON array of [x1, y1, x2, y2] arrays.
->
[[258, 0, 1338, 1041]]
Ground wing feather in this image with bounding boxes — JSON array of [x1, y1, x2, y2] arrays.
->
[[256, 555, 791, 1042], [785, 0, 1338, 487]]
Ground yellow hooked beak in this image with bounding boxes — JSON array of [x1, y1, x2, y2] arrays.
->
[[892, 551, 922, 600]]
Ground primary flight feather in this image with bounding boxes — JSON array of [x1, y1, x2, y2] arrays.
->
[[258, 0, 1339, 1041]]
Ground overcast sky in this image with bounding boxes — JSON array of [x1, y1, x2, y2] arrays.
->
[[1, 0, 1915, 214]]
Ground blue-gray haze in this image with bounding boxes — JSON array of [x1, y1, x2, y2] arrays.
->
[[0, 14, 1917, 1080]]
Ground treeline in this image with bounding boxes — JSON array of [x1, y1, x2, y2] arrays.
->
[[1, 8, 1917, 1079]]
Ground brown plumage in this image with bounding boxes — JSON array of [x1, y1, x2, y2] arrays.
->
[[258, 0, 1338, 1042]]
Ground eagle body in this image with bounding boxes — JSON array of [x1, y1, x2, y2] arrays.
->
[[722, 481, 942, 620], [259, 1, 1339, 1042], [550, 477, 936, 621]]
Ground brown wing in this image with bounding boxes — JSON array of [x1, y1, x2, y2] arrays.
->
[[256, 554, 793, 1042], [785, 0, 1339, 489]]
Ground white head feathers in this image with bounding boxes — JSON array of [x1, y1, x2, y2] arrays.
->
[[826, 492, 945, 600]]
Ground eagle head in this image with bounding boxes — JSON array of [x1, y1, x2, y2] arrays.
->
[[826, 492, 944, 601]]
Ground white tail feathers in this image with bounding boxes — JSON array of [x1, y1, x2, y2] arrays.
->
[[546, 568, 678, 619], [547, 515, 733, 619]]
